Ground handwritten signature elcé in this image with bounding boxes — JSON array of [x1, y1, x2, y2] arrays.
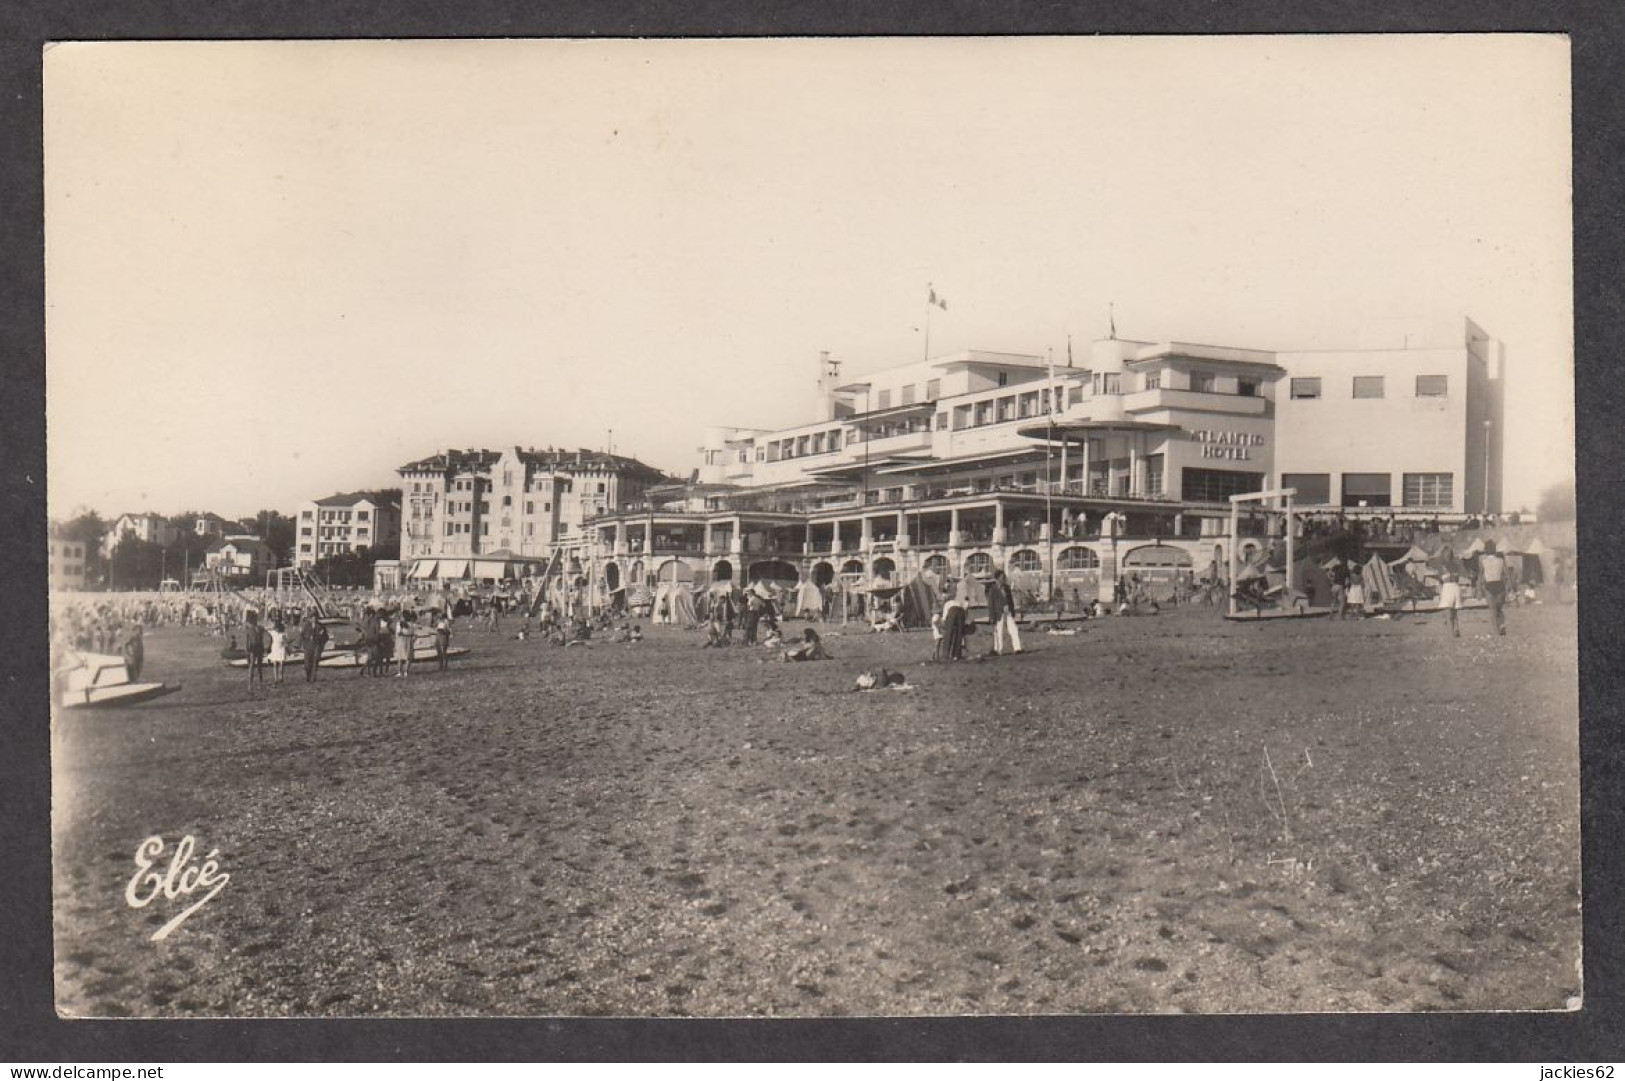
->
[[125, 835, 230, 941]]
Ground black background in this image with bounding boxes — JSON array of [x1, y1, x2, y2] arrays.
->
[[2, 0, 1621, 1062]]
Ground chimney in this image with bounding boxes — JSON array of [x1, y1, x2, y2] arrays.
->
[[816, 350, 842, 421]]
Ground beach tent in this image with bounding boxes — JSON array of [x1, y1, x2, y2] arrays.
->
[[957, 574, 989, 607], [1361, 554, 1400, 606], [1391, 544, 1433, 567], [1386, 561, 1435, 602], [1293, 558, 1335, 608], [1235, 547, 1272, 582], [898, 576, 937, 630], [1425, 543, 1462, 577], [651, 581, 698, 626], [793, 581, 825, 619]]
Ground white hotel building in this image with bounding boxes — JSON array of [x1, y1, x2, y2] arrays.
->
[[570, 315, 1504, 603]]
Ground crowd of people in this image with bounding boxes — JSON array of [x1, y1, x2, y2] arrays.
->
[[54, 518, 1571, 701], [1294, 509, 1525, 542]]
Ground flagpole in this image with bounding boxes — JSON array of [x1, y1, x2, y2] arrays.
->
[[923, 300, 932, 362], [1046, 348, 1056, 606]]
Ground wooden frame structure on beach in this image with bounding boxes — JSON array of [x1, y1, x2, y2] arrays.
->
[[1228, 486, 1297, 620]]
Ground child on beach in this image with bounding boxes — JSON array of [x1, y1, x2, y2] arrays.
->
[[395, 611, 415, 677], [267, 619, 287, 683], [434, 611, 452, 671], [1437, 572, 1463, 638], [1345, 576, 1366, 618], [781, 628, 829, 662]]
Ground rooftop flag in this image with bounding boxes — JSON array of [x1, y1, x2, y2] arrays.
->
[[927, 284, 948, 311]]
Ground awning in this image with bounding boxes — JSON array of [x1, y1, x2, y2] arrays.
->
[[410, 561, 437, 579], [474, 560, 508, 579], [1016, 419, 1179, 443], [440, 559, 470, 579]]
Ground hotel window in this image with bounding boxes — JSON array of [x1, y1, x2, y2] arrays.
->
[[1144, 373, 1161, 390], [997, 397, 1015, 422], [1008, 549, 1042, 572], [1181, 467, 1265, 503], [525, 501, 534, 514], [901, 384, 916, 405], [877, 389, 892, 410], [1095, 372, 1122, 395], [1018, 392, 1038, 417], [1190, 372, 1216, 393], [1289, 377, 1322, 399], [1353, 376, 1385, 399], [1281, 473, 1331, 505], [1238, 379, 1259, 397], [1403, 473, 1454, 507], [1145, 454, 1165, 497], [926, 378, 941, 400], [936, 412, 949, 430], [1416, 374, 1449, 398], [953, 405, 973, 430], [1342, 472, 1392, 508], [997, 372, 1009, 386], [1069, 385, 1084, 404]]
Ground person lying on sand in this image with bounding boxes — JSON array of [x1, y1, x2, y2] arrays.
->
[[781, 628, 829, 662], [853, 667, 911, 691]]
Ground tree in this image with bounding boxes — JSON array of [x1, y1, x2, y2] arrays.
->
[[109, 534, 168, 591], [1536, 481, 1576, 523], [313, 548, 375, 588], [252, 509, 298, 568]]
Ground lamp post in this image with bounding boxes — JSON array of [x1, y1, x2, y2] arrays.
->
[[1482, 419, 1494, 515]]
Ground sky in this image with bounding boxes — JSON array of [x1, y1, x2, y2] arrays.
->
[[44, 35, 1573, 520]]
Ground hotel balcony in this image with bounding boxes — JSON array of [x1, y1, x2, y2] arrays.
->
[[1122, 387, 1268, 416]]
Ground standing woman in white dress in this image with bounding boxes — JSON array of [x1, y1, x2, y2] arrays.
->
[[267, 619, 288, 683]]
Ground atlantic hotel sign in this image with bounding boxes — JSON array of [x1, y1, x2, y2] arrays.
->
[[1191, 429, 1267, 461]]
